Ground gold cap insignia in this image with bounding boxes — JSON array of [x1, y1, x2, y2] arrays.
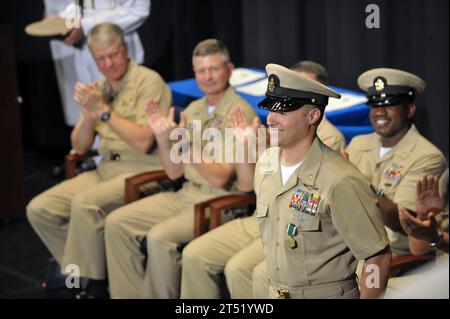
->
[[375, 78, 385, 92], [268, 77, 275, 92]]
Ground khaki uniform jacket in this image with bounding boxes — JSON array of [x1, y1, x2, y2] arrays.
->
[[182, 86, 258, 190], [73, 60, 172, 176], [255, 138, 389, 288], [346, 124, 447, 255], [317, 116, 346, 152]]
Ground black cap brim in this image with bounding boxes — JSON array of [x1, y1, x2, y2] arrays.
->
[[257, 96, 312, 112], [367, 93, 414, 107]]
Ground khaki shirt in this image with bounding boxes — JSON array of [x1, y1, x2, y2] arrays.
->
[[255, 138, 389, 287], [183, 86, 258, 193], [346, 124, 447, 255], [74, 60, 172, 174], [317, 116, 346, 152]]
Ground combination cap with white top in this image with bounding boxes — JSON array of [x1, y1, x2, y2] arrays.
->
[[258, 63, 341, 112]]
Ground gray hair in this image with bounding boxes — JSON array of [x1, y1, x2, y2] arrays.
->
[[192, 39, 231, 64], [87, 23, 126, 48], [290, 60, 328, 85]]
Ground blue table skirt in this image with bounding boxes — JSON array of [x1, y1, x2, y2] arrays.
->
[[168, 78, 374, 143]]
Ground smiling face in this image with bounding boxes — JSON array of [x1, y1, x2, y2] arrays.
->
[[90, 40, 129, 82], [267, 106, 320, 148], [369, 102, 415, 142], [193, 53, 233, 97]]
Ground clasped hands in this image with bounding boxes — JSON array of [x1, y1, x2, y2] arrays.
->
[[74, 82, 109, 123]]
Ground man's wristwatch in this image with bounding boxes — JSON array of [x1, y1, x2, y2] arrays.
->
[[429, 230, 444, 249], [100, 111, 112, 122]]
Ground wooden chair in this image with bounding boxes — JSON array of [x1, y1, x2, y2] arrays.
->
[[388, 253, 435, 277], [124, 172, 256, 254], [65, 150, 99, 179]]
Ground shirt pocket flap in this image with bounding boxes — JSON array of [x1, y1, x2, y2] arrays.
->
[[299, 215, 321, 231], [256, 202, 268, 218]]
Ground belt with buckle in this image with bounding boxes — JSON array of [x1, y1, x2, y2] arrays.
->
[[109, 151, 121, 161], [277, 288, 289, 299]]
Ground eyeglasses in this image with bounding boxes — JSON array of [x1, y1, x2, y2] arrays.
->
[[94, 47, 125, 64]]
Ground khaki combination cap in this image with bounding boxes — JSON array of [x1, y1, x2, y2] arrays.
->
[[358, 68, 425, 107], [258, 63, 341, 112], [25, 17, 68, 37]]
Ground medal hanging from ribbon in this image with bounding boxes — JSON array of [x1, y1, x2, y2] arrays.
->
[[285, 223, 298, 249]]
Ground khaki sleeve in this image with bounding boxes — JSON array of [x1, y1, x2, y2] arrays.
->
[[393, 154, 446, 212], [331, 132, 346, 152], [134, 73, 172, 126], [329, 175, 390, 260], [318, 118, 346, 152], [322, 135, 346, 152]]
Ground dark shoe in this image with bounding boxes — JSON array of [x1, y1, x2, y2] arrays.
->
[[74, 291, 102, 299], [75, 279, 109, 299], [75, 289, 109, 299]]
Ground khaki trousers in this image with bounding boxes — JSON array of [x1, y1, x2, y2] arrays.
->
[[181, 215, 264, 299], [252, 260, 270, 298], [105, 182, 230, 299], [27, 169, 134, 280]]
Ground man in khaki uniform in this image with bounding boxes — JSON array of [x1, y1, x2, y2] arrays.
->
[[254, 64, 391, 299], [399, 171, 449, 255], [345, 68, 447, 257], [104, 39, 258, 298], [181, 60, 347, 299], [27, 23, 171, 298]]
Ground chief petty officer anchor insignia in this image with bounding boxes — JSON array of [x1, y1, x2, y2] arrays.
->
[[285, 189, 322, 249]]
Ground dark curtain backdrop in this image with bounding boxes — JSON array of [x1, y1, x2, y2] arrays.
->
[[8, 0, 449, 158]]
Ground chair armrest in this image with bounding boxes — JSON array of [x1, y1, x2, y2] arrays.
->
[[209, 193, 256, 229], [124, 170, 168, 204], [389, 254, 435, 277], [194, 196, 230, 238], [193, 193, 256, 238], [65, 150, 99, 179]]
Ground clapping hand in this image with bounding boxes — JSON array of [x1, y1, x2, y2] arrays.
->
[[398, 204, 439, 243], [229, 105, 262, 145], [74, 82, 106, 122], [145, 99, 186, 143], [415, 175, 445, 218]]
